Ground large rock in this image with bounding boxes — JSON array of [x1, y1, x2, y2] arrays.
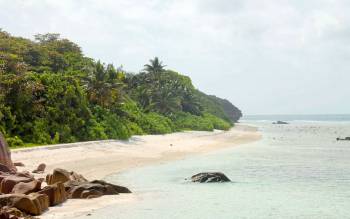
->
[[45, 168, 70, 185], [38, 182, 67, 206], [0, 175, 34, 194], [68, 182, 117, 199], [0, 193, 49, 215], [90, 180, 131, 193], [67, 180, 131, 199], [12, 180, 41, 195], [0, 133, 16, 172], [191, 172, 231, 183], [46, 168, 87, 185]]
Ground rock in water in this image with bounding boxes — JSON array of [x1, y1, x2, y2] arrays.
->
[[0, 132, 16, 172], [191, 172, 231, 183], [336, 137, 350, 141], [272, 121, 289, 124]]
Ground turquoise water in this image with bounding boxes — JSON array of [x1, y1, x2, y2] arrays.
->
[[79, 121, 350, 219], [242, 114, 350, 122]]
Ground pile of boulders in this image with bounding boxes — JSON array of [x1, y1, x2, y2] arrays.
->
[[0, 132, 131, 218], [0, 166, 131, 218]]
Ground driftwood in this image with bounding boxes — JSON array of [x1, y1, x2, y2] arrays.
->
[[0, 132, 16, 171]]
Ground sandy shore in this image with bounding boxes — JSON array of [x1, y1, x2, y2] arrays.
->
[[11, 124, 261, 219]]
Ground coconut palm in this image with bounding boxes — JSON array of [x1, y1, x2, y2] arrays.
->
[[143, 57, 166, 75], [85, 61, 124, 107]]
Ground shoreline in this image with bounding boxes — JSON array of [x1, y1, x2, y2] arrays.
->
[[11, 124, 261, 218]]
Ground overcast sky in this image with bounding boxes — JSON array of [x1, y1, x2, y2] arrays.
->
[[1, 0, 349, 115]]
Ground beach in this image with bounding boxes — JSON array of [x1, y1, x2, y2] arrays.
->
[[11, 124, 261, 218]]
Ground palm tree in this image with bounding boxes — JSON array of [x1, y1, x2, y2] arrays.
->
[[143, 57, 166, 75], [148, 86, 181, 115], [85, 61, 124, 107]]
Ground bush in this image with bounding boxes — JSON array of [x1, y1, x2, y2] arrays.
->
[[139, 113, 174, 134], [123, 120, 144, 135], [6, 136, 24, 147], [85, 118, 108, 140], [172, 112, 232, 131], [32, 119, 51, 144], [172, 112, 214, 131], [203, 113, 232, 130]]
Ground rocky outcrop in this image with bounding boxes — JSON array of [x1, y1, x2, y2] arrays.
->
[[0, 132, 16, 172], [38, 182, 67, 206], [0, 167, 131, 216], [191, 172, 231, 183], [0, 193, 49, 215]]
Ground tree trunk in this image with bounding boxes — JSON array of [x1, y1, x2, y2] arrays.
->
[[0, 132, 16, 171]]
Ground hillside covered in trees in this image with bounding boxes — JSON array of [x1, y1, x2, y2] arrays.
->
[[0, 30, 242, 147]]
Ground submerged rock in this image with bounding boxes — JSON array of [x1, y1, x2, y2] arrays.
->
[[191, 172, 231, 183]]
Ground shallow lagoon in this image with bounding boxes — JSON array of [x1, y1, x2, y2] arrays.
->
[[80, 122, 350, 219]]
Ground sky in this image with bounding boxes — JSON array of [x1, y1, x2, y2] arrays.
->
[[1, 0, 350, 115]]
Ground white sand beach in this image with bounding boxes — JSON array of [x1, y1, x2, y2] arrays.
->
[[10, 124, 261, 218]]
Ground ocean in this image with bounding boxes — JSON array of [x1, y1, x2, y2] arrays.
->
[[78, 115, 350, 219]]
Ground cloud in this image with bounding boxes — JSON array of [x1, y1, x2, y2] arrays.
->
[[1, 0, 349, 114]]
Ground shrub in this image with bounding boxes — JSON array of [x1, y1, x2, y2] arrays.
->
[[6, 136, 24, 147], [139, 113, 174, 134], [203, 113, 232, 130], [172, 112, 232, 131], [172, 112, 214, 131]]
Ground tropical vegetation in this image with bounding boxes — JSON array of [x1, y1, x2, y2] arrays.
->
[[0, 29, 242, 147]]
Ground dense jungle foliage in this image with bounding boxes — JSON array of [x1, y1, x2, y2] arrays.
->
[[0, 30, 242, 147]]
